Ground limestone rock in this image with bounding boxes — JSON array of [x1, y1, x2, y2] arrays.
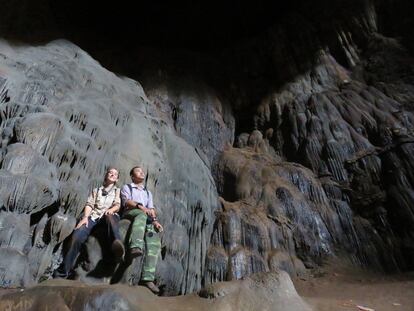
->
[[1, 0, 414, 295], [0, 271, 311, 311], [0, 39, 221, 294]]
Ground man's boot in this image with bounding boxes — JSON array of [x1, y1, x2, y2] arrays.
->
[[130, 247, 143, 258], [142, 281, 160, 294]]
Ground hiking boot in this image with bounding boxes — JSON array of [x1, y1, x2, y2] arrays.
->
[[112, 239, 125, 261], [130, 247, 143, 258], [142, 281, 160, 294]]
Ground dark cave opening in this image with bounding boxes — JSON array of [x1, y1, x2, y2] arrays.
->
[[2, 1, 411, 129], [0, 0, 385, 50]]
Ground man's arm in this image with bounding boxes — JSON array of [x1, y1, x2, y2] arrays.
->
[[147, 191, 161, 229], [121, 184, 152, 215], [147, 191, 154, 208], [125, 200, 152, 215], [146, 191, 156, 218]]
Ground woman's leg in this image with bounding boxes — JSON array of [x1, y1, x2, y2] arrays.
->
[[104, 213, 121, 241], [104, 214, 125, 259], [61, 218, 95, 276]]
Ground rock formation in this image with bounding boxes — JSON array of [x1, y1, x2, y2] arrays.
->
[[0, 40, 230, 294], [0, 0, 413, 305], [0, 271, 311, 311]]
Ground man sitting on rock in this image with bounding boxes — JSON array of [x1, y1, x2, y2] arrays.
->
[[54, 167, 125, 278], [121, 166, 163, 294]]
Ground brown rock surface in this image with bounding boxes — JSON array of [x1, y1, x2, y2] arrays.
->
[[0, 271, 310, 311]]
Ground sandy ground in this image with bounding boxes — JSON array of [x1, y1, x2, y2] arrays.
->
[[293, 264, 414, 311]]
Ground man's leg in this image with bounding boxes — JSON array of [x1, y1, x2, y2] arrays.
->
[[124, 209, 147, 252], [141, 224, 161, 283], [58, 218, 95, 277]]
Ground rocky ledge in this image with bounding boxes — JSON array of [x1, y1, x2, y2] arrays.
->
[[0, 271, 310, 311]]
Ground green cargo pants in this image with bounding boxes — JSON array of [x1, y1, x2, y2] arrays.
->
[[124, 209, 161, 281]]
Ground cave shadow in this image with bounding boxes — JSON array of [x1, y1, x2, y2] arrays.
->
[[0, 0, 371, 98], [29, 201, 60, 227], [84, 224, 120, 279], [56, 219, 124, 280], [0, 0, 385, 150], [52, 215, 151, 283], [110, 215, 143, 285]]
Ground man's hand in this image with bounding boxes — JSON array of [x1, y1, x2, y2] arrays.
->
[[138, 205, 156, 217], [147, 208, 156, 218], [153, 221, 163, 233], [75, 217, 88, 229]]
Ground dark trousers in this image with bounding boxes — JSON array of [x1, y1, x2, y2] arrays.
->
[[60, 214, 121, 277]]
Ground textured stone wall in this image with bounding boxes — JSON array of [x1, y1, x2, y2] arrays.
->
[[0, 40, 234, 294], [204, 2, 414, 284], [0, 0, 413, 297]]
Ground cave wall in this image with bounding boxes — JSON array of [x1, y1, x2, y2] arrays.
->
[[0, 40, 234, 294], [0, 0, 413, 295], [205, 0, 414, 283]]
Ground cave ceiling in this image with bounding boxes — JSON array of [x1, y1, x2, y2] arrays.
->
[[1, 0, 405, 50]]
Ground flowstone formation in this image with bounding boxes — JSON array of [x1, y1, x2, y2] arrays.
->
[[0, 0, 413, 304], [0, 40, 232, 294], [204, 1, 414, 283]]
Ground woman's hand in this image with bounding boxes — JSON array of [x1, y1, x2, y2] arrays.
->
[[75, 217, 89, 229], [105, 207, 118, 215]]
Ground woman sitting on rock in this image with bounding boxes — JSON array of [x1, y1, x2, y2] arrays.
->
[[54, 167, 125, 278]]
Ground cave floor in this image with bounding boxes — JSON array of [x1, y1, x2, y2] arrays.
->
[[0, 264, 413, 311], [293, 263, 414, 311]]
